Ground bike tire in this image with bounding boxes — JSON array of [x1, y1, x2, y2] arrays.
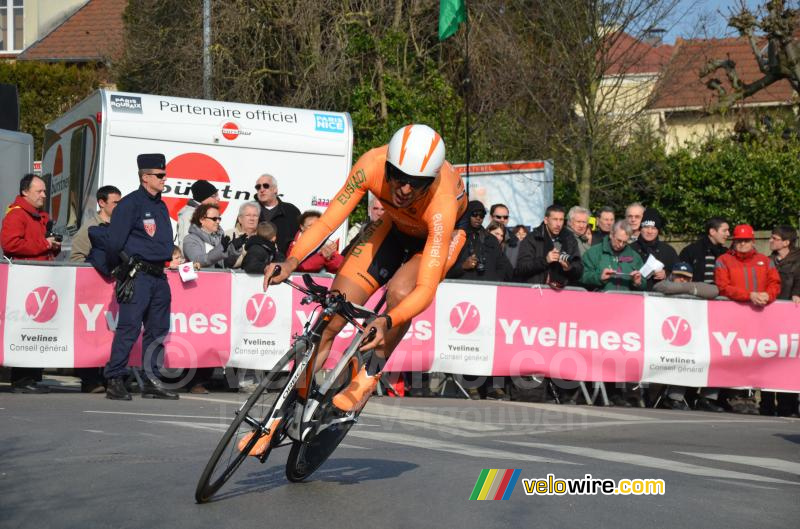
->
[[195, 349, 295, 503], [285, 362, 360, 482]]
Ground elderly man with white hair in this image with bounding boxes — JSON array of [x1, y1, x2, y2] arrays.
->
[[254, 173, 301, 255], [566, 205, 592, 256]]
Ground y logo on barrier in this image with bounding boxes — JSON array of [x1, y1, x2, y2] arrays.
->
[[25, 287, 59, 323], [246, 293, 276, 328], [661, 315, 692, 347], [450, 302, 480, 335]]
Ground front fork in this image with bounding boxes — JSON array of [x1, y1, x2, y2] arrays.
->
[[288, 325, 367, 442]]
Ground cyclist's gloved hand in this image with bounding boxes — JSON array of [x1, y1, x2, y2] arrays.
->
[[263, 257, 299, 291], [359, 315, 390, 352]]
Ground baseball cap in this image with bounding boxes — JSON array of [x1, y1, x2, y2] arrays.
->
[[671, 262, 693, 278]]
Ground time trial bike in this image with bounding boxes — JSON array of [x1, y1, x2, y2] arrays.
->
[[195, 271, 383, 503]]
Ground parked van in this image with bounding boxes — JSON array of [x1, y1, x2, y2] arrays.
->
[[41, 90, 354, 246], [0, 129, 34, 222]]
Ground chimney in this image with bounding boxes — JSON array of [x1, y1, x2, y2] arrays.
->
[[643, 27, 666, 46]]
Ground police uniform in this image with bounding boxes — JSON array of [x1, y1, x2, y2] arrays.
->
[[104, 154, 177, 399]]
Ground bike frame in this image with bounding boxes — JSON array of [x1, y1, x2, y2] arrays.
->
[[251, 275, 380, 457]]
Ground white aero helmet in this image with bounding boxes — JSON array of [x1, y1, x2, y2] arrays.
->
[[386, 124, 446, 179]]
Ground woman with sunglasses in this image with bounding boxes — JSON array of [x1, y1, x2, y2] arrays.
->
[[183, 203, 231, 269], [265, 124, 468, 411]]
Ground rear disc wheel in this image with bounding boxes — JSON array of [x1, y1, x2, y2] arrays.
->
[[285, 359, 361, 482]]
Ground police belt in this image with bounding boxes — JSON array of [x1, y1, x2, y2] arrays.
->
[[136, 259, 166, 277]]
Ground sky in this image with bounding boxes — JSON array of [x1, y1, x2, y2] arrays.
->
[[662, 0, 768, 43]]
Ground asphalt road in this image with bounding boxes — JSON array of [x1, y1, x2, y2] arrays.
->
[[1, 383, 798, 529]]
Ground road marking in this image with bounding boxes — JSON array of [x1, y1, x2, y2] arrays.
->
[[139, 419, 371, 451], [350, 430, 578, 465], [182, 395, 244, 405], [85, 410, 226, 420], [504, 441, 799, 485], [502, 401, 654, 421], [708, 479, 779, 491], [138, 419, 227, 432], [677, 452, 800, 476]]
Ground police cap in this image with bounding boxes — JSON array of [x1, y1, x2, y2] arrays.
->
[[137, 153, 166, 171]]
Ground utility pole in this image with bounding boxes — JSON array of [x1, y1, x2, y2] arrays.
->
[[203, 0, 212, 100]]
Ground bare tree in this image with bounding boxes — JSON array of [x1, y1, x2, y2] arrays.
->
[[703, 0, 800, 112], [469, 0, 680, 208]]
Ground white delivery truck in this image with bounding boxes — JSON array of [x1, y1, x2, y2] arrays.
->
[[41, 90, 354, 247], [0, 128, 34, 217]]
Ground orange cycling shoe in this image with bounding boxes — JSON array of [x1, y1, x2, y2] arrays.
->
[[332, 367, 382, 413], [237, 418, 281, 457]]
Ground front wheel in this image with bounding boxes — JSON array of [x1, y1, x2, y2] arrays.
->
[[195, 349, 295, 503]]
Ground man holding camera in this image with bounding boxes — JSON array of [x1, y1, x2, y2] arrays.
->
[[1, 174, 61, 262], [1, 174, 62, 393], [450, 200, 512, 282], [515, 204, 583, 287]]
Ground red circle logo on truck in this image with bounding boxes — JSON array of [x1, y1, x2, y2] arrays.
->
[[222, 122, 239, 140], [163, 153, 230, 221]]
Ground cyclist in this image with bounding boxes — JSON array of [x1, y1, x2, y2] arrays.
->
[[265, 124, 468, 413]]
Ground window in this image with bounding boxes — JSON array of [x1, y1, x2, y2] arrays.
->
[[0, 0, 23, 53]]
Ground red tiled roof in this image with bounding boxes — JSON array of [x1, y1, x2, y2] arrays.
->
[[18, 0, 126, 63], [649, 36, 796, 110], [603, 31, 673, 76]]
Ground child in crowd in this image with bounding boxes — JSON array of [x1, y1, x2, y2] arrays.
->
[[242, 221, 285, 274]]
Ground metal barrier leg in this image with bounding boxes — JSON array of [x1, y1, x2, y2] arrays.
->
[[598, 382, 610, 406], [130, 367, 145, 390], [375, 376, 398, 397], [578, 381, 593, 405], [439, 374, 471, 399]]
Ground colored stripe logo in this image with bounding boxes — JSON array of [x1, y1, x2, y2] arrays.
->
[[469, 469, 521, 500]]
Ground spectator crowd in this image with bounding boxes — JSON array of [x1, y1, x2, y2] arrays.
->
[[1, 171, 798, 417]]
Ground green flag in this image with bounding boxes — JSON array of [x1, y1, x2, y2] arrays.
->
[[438, 0, 466, 41]]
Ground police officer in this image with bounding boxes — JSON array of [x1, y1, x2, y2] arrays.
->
[[104, 154, 178, 400]]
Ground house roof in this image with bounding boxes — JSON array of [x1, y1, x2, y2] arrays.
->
[[603, 31, 673, 76], [649, 36, 796, 111], [18, 0, 126, 63]]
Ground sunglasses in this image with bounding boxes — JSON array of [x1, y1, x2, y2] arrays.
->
[[254, 183, 271, 190], [385, 162, 432, 190], [204, 216, 222, 222], [471, 211, 486, 218], [493, 215, 509, 220], [148, 172, 167, 179]]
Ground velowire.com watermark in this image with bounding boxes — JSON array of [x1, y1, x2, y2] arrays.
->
[[469, 470, 665, 500], [522, 473, 665, 496]]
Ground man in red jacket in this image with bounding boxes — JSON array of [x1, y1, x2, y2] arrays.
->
[[1, 174, 61, 393], [715, 224, 781, 306], [1, 174, 60, 261], [714, 223, 781, 414]]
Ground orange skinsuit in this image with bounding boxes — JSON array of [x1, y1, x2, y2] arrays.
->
[[288, 145, 468, 327]]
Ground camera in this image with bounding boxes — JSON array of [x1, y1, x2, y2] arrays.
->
[[475, 255, 486, 274], [559, 252, 575, 264], [45, 221, 62, 242], [468, 239, 486, 274]]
